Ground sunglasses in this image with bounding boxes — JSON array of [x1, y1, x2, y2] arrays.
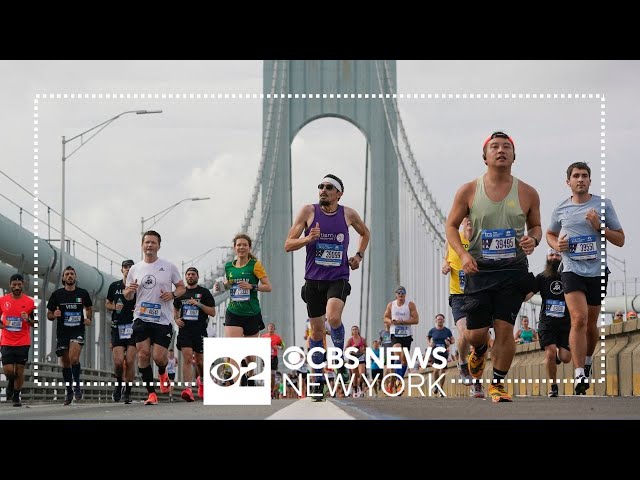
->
[[318, 183, 335, 191], [615, 314, 623, 317], [396, 290, 406, 295]]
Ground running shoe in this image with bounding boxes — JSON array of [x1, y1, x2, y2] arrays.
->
[[468, 351, 486, 379], [488, 383, 512, 402], [144, 392, 159, 405]]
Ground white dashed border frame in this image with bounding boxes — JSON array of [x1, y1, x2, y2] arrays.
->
[[32, 92, 606, 389]]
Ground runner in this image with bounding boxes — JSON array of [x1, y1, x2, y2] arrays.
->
[[106, 259, 137, 403], [285, 174, 370, 401], [174, 266, 215, 401], [445, 131, 541, 403], [0, 274, 36, 407], [546, 161, 624, 394], [124, 230, 186, 405], [47, 266, 93, 405]]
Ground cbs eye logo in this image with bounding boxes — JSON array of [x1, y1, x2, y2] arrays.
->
[[210, 356, 266, 387]]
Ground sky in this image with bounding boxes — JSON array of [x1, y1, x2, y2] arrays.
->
[[1, 60, 639, 347]]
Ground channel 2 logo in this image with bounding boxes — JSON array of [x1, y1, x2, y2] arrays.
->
[[203, 338, 271, 405]]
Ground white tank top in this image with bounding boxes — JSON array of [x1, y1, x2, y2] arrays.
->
[[390, 300, 412, 337], [167, 357, 177, 374]]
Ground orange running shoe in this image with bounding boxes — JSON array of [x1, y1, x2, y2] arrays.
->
[[467, 351, 486, 379], [181, 387, 195, 402], [197, 376, 203, 399], [488, 383, 512, 403], [159, 372, 171, 394], [144, 392, 159, 405]]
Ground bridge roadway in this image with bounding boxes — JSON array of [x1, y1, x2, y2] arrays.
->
[[2, 395, 639, 420]]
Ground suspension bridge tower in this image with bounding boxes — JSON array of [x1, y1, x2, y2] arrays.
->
[[259, 60, 399, 347]]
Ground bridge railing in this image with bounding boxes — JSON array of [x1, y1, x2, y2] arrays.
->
[[1, 362, 150, 403], [411, 318, 640, 397]]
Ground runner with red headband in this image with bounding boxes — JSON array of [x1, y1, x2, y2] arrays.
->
[[445, 131, 541, 403]]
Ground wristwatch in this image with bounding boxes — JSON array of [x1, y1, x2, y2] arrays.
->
[[356, 251, 364, 259], [533, 237, 540, 247]]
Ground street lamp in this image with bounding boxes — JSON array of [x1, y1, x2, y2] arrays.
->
[[140, 197, 211, 259], [61, 109, 162, 279], [609, 254, 628, 317]]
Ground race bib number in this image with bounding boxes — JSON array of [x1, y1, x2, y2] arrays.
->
[[183, 305, 200, 321], [393, 325, 410, 336], [481, 229, 517, 260], [545, 299, 566, 318], [139, 302, 162, 322], [315, 243, 344, 267], [458, 270, 466, 290], [63, 311, 81, 327], [118, 323, 133, 339], [569, 235, 597, 261], [230, 285, 250, 302], [5, 316, 22, 332]]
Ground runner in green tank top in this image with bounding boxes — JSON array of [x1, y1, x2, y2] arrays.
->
[[216, 233, 272, 338], [445, 131, 542, 403]]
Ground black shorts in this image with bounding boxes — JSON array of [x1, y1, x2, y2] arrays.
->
[[301, 279, 351, 318], [224, 309, 265, 337], [56, 329, 85, 357], [449, 294, 466, 322], [538, 316, 571, 351], [390, 335, 413, 350], [561, 271, 608, 306], [111, 324, 136, 349], [271, 356, 278, 371], [464, 270, 532, 329], [177, 327, 207, 353], [132, 319, 173, 349], [168, 372, 176, 380], [371, 368, 384, 379], [1, 345, 30, 365]]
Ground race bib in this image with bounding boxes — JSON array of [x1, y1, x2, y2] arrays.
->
[[458, 270, 466, 290], [569, 235, 597, 261], [139, 302, 162, 323], [5, 316, 22, 332], [315, 243, 344, 267], [118, 323, 133, 339], [183, 305, 200, 321], [393, 325, 410, 336], [481, 229, 517, 260], [63, 311, 81, 327], [545, 299, 566, 318], [230, 285, 250, 302]]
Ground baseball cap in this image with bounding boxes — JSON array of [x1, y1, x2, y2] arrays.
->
[[185, 266, 199, 275], [396, 286, 407, 295], [547, 248, 560, 255], [627, 311, 638, 320], [122, 259, 135, 268]]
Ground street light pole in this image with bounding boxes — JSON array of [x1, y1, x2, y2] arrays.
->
[[140, 197, 211, 259], [60, 109, 162, 280]]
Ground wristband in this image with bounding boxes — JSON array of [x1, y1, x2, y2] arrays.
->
[[533, 237, 540, 247]]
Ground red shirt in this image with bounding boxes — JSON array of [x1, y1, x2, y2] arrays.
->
[[261, 332, 283, 357], [0, 293, 35, 347]]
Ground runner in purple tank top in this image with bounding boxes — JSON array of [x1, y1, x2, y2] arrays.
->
[[285, 174, 370, 399]]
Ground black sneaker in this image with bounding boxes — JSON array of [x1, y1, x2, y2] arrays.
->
[[12, 392, 22, 407], [74, 386, 83, 401], [123, 391, 132, 404], [584, 363, 592, 378], [112, 385, 122, 402], [63, 392, 74, 405], [548, 384, 559, 397], [310, 383, 326, 402], [574, 374, 589, 395]]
